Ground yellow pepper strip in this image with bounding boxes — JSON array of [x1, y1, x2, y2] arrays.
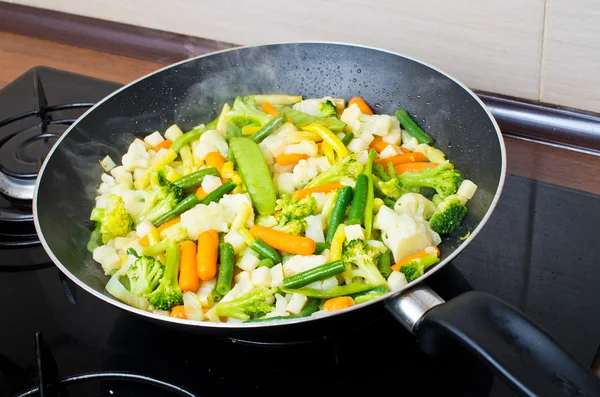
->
[[302, 124, 348, 161], [147, 226, 161, 246], [321, 141, 336, 164], [216, 103, 230, 136], [329, 224, 346, 262], [287, 130, 323, 143], [134, 148, 177, 189], [242, 126, 262, 136], [179, 144, 194, 171]]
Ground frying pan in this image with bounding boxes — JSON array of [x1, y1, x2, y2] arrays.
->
[[34, 42, 600, 396]]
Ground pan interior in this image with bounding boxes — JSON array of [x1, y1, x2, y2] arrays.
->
[[35, 43, 503, 317]]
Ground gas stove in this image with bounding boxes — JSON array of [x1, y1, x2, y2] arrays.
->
[[1, 66, 599, 397]]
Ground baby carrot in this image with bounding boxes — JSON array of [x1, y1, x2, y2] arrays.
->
[[375, 152, 426, 166], [323, 296, 355, 312], [205, 152, 226, 173], [179, 240, 200, 292], [261, 102, 280, 116], [153, 139, 172, 152], [395, 162, 439, 174], [391, 246, 441, 272], [292, 182, 343, 200], [348, 97, 373, 115], [156, 216, 181, 234], [275, 153, 309, 166], [138, 235, 149, 247], [249, 225, 316, 256], [197, 230, 219, 281], [170, 305, 188, 319], [369, 138, 389, 153]]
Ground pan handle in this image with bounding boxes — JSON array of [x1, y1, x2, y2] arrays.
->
[[385, 284, 600, 397]]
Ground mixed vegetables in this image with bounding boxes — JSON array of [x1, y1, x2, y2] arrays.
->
[[89, 94, 478, 323]]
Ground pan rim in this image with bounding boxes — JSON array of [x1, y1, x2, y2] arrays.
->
[[33, 40, 507, 330]]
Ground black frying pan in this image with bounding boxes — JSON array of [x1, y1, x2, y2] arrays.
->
[[34, 42, 600, 396]]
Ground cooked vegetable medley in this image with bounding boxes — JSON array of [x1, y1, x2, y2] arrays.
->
[[89, 95, 478, 323]]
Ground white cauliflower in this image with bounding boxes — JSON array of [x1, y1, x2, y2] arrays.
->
[[121, 190, 146, 219], [193, 129, 228, 160], [92, 245, 121, 275], [180, 202, 230, 240], [277, 173, 296, 195], [307, 157, 331, 173], [121, 139, 150, 171], [374, 206, 441, 263], [109, 166, 133, 189], [394, 193, 437, 220], [305, 214, 325, 243], [292, 97, 336, 117], [284, 140, 319, 157], [292, 159, 318, 186], [97, 173, 116, 195], [283, 255, 327, 278], [361, 114, 392, 136]]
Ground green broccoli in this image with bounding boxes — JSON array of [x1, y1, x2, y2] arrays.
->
[[304, 153, 364, 188], [142, 226, 188, 256], [293, 98, 337, 118], [274, 219, 307, 236], [227, 96, 272, 127], [429, 196, 467, 235], [90, 194, 134, 244], [397, 161, 462, 198], [147, 244, 183, 310], [400, 253, 440, 282], [272, 194, 317, 236], [341, 239, 387, 286], [126, 254, 164, 296], [214, 287, 276, 320], [377, 178, 418, 200], [136, 178, 183, 224]]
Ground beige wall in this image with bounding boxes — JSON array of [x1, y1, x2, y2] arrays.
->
[[5, 0, 599, 112]]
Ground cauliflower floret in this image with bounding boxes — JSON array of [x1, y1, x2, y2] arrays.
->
[[401, 130, 419, 152], [307, 157, 331, 173], [292, 97, 336, 117], [277, 173, 296, 195], [283, 255, 327, 278], [193, 129, 228, 160], [273, 163, 294, 174], [110, 166, 133, 189], [388, 271, 408, 291], [121, 139, 150, 172], [92, 245, 121, 275], [394, 193, 437, 220], [224, 230, 247, 254], [374, 206, 441, 263], [305, 214, 325, 243], [258, 142, 274, 165], [347, 138, 371, 153], [383, 129, 402, 145], [341, 103, 363, 134], [144, 131, 164, 147], [312, 192, 327, 212], [360, 114, 392, 136], [98, 173, 116, 195], [219, 193, 255, 226], [201, 175, 222, 194], [292, 159, 318, 186], [262, 133, 287, 158], [380, 144, 401, 159], [284, 140, 318, 157], [121, 190, 146, 219], [180, 202, 229, 240]]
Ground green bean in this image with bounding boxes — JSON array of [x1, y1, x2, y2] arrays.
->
[[341, 132, 354, 146], [257, 258, 275, 269], [395, 109, 433, 144], [172, 167, 219, 189], [314, 242, 330, 255], [215, 243, 235, 296], [347, 174, 368, 225], [229, 137, 277, 216], [377, 249, 392, 278], [250, 238, 281, 264], [363, 149, 377, 239], [250, 114, 286, 143], [200, 181, 237, 205], [282, 260, 345, 289], [281, 281, 375, 298], [325, 186, 353, 244], [153, 194, 201, 226]]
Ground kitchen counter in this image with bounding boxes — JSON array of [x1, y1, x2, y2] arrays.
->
[[1, 31, 599, 196]]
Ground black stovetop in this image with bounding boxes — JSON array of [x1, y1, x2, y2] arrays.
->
[[1, 67, 599, 397]]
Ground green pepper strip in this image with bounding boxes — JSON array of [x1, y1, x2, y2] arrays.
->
[[325, 186, 353, 244], [282, 260, 345, 289], [395, 109, 433, 144], [215, 242, 235, 297], [172, 167, 219, 189], [250, 238, 282, 264], [347, 174, 368, 226], [250, 114, 286, 143]]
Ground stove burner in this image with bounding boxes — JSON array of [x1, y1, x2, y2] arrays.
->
[[14, 333, 195, 397]]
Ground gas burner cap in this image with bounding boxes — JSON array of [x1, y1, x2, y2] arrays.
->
[[0, 170, 34, 200], [0, 124, 64, 180]]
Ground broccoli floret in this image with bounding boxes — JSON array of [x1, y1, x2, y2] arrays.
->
[[274, 219, 307, 236], [276, 194, 316, 224], [127, 255, 164, 296], [400, 253, 440, 282], [377, 178, 419, 200], [397, 162, 462, 198], [304, 153, 364, 188], [147, 244, 183, 310], [90, 194, 134, 244], [317, 99, 337, 117], [142, 226, 188, 256], [214, 287, 276, 320], [429, 197, 467, 235], [292, 98, 337, 118], [227, 96, 272, 127], [136, 181, 183, 224], [341, 239, 387, 286]]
